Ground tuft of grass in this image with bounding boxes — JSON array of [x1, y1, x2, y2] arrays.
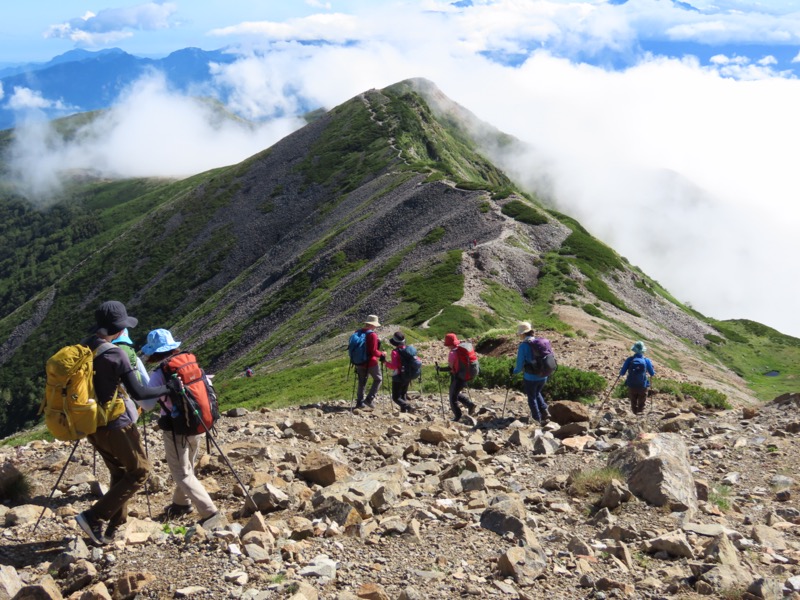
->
[[709, 484, 732, 512], [501, 200, 548, 226], [569, 467, 624, 496], [0, 472, 31, 502], [162, 523, 188, 535]]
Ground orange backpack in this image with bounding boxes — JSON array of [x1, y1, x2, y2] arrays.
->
[[159, 352, 220, 435]]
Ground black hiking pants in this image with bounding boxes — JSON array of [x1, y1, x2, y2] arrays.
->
[[391, 379, 411, 411], [448, 376, 474, 419], [628, 387, 647, 414]]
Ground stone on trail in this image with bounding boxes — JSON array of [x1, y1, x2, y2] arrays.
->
[[419, 425, 458, 444], [12, 574, 63, 600], [299, 450, 353, 487], [607, 432, 698, 514], [548, 401, 592, 425], [497, 545, 548, 585]]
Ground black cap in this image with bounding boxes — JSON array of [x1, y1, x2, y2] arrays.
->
[[90, 301, 138, 336], [389, 331, 406, 346]]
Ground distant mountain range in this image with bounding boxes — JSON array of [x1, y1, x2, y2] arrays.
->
[[0, 47, 238, 130]]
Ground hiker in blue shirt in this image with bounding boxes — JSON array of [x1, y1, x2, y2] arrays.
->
[[619, 341, 655, 414], [510, 321, 551, 426]]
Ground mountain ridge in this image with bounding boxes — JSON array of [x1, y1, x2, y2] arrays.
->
[[0, 78, 796, 439]]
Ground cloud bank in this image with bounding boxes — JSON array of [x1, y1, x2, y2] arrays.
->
[[10, 0, 800, 338]]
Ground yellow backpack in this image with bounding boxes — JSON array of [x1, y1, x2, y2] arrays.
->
[[41, 342, 127, 441]]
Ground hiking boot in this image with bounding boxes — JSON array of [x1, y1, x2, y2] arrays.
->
[[354, 402, 365, 410], [467, 403, 477, 416], [164, 503, 193, 519], [104, 522, 121, 543], [76, 511, 107, 546], [364, 397, 376, 408], [400, 405, 415, 414], [197, 512, 223, 530]]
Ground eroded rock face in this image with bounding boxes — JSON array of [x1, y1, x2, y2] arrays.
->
[[607, 433, 698, 515]]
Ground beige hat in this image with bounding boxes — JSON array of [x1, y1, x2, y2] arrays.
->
[[363, 314, 381, 327], [516, 321, 533, 336]]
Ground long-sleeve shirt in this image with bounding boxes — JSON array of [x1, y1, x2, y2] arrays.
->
[[360, 329, 385, 368], [513, 336, 547, 382], [385, 347, 403, 376], [619, 353, 655, 386]]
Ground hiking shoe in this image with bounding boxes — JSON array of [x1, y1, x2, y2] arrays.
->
[[467, 403, 477, 416], [104, 522, 121, 543], [164, 503, 193, 519], [196, 512, 220, 529], [76, 511, 107, 546], [400, 405, 415, 414]]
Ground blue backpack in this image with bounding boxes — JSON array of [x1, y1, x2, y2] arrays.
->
[[625, 356, 649, 388], [348, 329, 371, 365], [398, 346, 422, 383]]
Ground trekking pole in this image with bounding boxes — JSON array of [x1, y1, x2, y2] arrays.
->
[[141, 411, 152, 519], [172, 376, 257, 512], [598, 374, 621, 413], [32, 439, 81, 534], [501, 371, 512, 419], [434, 363, 446, 420]]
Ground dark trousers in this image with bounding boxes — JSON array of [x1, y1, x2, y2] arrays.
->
[[86, 423, 151, 525], [524, 378, 548, 423], [449, 376, 474, 419], [391, 379, 411, 410], [628, 387, 647, 414]]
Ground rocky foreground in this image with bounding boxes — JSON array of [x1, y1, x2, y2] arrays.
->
[[2, 387, 800, 600]]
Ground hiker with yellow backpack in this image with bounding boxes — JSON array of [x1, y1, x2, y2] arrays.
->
[[44, 301, 183, 546]]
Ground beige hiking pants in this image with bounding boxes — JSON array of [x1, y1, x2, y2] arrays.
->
[[162, 430, 218, 519]]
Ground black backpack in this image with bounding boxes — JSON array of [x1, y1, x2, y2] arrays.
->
[[398, 346, 422, 383]]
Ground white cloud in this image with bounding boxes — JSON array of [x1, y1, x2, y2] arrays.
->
[[0, 82, 4, 101], [6, 87, 71, 111], [209, 13, 359, 43], [7, 72, 303, 197], [44, 1, 177, 46]]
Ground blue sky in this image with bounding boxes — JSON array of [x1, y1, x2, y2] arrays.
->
[[4, 0, 800, 338]]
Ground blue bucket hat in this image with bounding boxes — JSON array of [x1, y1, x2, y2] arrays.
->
[[141, 328, 181, 356], [113, 328, 134, 345], [631, 341, 647, 354]]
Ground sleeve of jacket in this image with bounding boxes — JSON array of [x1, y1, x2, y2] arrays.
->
[[513, 343, 526, 375], [367, 332, 382, 359], [646, 358, 655, 376], [619, 357, 631, 376]]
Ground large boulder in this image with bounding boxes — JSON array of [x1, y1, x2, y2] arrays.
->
[[607, 433, 698, 515], [548, 401, 592, 425], [311, 464, 406, 517]]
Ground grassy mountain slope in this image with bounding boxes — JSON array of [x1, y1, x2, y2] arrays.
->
[[0, 79, 797, 439]]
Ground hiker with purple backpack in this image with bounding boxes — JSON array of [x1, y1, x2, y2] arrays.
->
[[619, 341, 655, 414], [510, 321, 555, 426]]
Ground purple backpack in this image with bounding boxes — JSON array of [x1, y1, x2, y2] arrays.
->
[[524, 338, 557, 377]]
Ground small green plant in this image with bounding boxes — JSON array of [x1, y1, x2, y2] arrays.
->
[[568, 467, 624, 496], [718, 585, 747, 599], [421, 226, 446, 245], [582, 303, 603, 318], [162, 523, 188, 536], [268, 573, 286, 584], [633, 551, 652, 570], [709, 485, 732, 512]]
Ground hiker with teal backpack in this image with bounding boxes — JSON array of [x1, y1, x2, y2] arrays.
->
[[510, 321, 554, 426], [435, 333, 478, 421], [384, 331, 421, 413], [619, 341, 655, 415], [348, 315, 386, 409]]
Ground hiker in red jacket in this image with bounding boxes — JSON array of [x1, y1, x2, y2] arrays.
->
[[352, 315, 386, 409], [435, 333, 477, 421]]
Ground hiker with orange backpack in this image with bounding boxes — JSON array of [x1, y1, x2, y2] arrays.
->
[[435, 333, 478, 421], [619, 341, 655, 415], [510, 321, 553, 426], [74, 301, 183, 546], [141, 328, 221, 525]]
